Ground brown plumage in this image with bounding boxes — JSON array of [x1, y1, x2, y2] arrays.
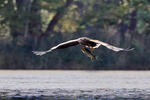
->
[[32, 37, 134, 59]]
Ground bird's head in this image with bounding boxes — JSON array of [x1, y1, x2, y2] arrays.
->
[[79, 37, 90, 41]]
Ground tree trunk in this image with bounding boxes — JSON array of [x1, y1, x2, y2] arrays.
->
[[43, 0, 74, 35], [129, 10, 137, 43], [10, 0, 42, 49], [28, 0, 42, 48], [35, 0, 74, 49]]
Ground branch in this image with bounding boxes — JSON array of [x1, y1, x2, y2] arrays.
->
[[43, 0, 73, 36]]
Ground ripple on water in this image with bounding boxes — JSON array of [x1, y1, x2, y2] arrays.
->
[[0, 70, 150, 99]]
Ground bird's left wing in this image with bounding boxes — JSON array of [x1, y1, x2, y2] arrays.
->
[[32, 39, 79, 56], [91, 40, 134, 52], [55, 39, 79, 49]]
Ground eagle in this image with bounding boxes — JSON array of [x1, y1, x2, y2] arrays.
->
[[33, 37, 134, 60]]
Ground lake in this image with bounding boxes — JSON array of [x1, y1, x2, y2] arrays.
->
[[0, 70, 150, 100]]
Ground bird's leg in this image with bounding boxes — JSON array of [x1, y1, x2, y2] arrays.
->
[[84, 48, 97, 60], [81, 46, 97, 60], [81, 46, 87, 55]]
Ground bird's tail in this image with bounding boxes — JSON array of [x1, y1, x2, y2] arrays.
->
[[32, 51, 48, 56]]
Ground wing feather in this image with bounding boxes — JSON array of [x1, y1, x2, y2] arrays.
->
[[55, 39, 79, 49], [32, 39, 79, 56], [91, 40, 134, 52]]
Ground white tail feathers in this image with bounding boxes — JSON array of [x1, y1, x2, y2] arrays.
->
[[32, 51, 48, 56]]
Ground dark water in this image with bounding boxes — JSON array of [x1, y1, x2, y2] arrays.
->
[[0, 70, 150, 100]]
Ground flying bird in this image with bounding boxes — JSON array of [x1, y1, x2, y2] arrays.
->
[[33, 37, 134, 60]]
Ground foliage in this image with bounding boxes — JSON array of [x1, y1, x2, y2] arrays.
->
[[0, 0, 150, 69]]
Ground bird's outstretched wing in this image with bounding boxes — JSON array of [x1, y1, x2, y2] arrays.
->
[[32, 39, 79, 56], [91, 39, 134, 52]]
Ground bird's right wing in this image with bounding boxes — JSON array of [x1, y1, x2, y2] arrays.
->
[[32, 39, 79, 56], [92, 40, 134, 52]]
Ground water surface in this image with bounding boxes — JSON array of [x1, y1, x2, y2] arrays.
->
[[0, 70, 150, 99]]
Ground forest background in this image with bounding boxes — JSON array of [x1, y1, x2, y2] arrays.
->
[[0, 0, 150, 70]]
